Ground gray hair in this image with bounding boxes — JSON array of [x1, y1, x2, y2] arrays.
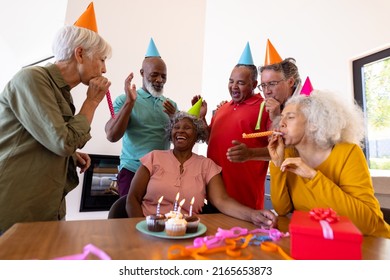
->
[[259, 57, 301, 88], [285, 90, 365, 148], [167, 111, 208, 143], [52, 25, 112, 61]]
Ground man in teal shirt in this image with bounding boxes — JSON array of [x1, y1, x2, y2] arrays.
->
[[105, 39, 177, 196]]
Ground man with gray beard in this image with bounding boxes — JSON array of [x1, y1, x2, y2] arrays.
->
[[105, 39, 177, 197]]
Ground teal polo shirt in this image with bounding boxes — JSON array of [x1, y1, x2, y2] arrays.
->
[[113, 88, 178, 172]]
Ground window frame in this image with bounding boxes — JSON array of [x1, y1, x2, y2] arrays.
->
[[352, 47, 390, 164]]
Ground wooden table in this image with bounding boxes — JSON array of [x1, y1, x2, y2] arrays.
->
[[0, 213, 389, 260]]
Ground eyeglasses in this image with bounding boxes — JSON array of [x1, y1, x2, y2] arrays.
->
[[257, 79, 285, 92]]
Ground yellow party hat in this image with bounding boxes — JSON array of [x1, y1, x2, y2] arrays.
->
[[188, 98, 202, 117]]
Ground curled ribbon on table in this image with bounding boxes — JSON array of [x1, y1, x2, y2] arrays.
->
[[168, 235, 253, 260], [309, 208, 339, 240], [53, 243, 111, 260], [168, 227, 290, 260], [190, 227, 289, 250], [260, 241, 294, 260]]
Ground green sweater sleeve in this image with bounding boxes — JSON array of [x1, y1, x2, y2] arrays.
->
[[6, 66, 91, 156]]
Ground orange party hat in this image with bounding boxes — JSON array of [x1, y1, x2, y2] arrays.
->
[[74, 2, 98, 32], [264, 39, 282, 66]]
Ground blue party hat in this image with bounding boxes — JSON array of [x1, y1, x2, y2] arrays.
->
[[145, 38, 161, 57], [237, 42, 254, 65]]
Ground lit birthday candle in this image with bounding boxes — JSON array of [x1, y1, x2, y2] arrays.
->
[[156, 196, 163, 215], [173, 192, 180, 211], [177, 199, 186, 213], [189, 197, 195, 216]]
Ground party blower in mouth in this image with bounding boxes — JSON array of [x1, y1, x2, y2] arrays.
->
[[242, 131, 283, 138]]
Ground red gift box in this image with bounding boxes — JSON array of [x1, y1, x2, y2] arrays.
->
[[289, 210, 363, 260]]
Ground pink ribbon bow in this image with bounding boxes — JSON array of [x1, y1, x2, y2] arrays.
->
[[309, 208, 339, 240], [309, 208, 339, 223]]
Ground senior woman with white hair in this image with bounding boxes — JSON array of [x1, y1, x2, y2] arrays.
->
[[126, 111, 277, 229], [0, 25, 112, 234], [268, 90, 390, 238]]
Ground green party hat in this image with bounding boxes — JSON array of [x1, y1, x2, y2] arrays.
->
[[188, 98, 202, 117]]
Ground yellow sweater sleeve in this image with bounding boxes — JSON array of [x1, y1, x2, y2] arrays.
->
[[305, 144, 390, 238], [269, 161, 294, 215]]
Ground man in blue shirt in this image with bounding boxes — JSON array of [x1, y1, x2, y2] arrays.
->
[[105, 39, 177, 196]]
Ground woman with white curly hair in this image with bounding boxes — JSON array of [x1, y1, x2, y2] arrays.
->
[[268, 90, 390, 238]]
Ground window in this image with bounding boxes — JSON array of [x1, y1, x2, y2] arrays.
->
[[353, 48, 390, 174]]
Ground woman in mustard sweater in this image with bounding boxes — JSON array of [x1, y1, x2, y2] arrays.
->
[[268, 89, 390, 238]]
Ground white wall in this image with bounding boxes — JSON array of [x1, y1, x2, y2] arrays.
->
[[0, 0, 67, 89], [202, 0, 390, 111]]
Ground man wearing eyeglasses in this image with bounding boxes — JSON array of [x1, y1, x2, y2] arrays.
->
[[258, 58, 301, 122]]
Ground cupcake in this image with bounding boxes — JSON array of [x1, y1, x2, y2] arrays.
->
[[185, 215, 200, 233], [165, 217, 187, 236], [146, 214, 166, 232], [165, 210, 183, 219]]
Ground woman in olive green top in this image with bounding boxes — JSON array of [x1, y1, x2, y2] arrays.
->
[[0, 25, 112, 234]]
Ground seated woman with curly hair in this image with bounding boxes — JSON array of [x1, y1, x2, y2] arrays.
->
[[126, 111, 277, 229]]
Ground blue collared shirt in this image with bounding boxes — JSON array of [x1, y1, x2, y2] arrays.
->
[[113, 88, 178, 172]]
